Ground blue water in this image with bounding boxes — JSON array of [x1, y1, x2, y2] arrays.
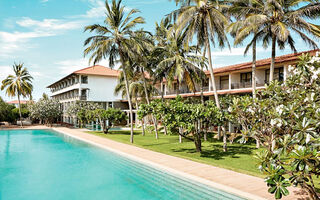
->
[[0, 129, 245, 200]]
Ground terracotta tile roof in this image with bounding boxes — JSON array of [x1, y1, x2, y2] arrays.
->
[[7, 100, 29, 104], [47, 65, 119, 88], [73, 65, 119, 77], [206, 49, 319, 75]]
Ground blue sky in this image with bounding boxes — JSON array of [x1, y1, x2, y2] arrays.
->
[[0, 0, 319, 101]]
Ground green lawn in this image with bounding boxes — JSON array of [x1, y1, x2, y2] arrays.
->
[[87, 130, 264, 178]]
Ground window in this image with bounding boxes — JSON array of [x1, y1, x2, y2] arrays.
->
[[265, 67, 284, 83], [240, 72, 252, 83], [81, 76, 88, 84], [220, 75, 229, 90]]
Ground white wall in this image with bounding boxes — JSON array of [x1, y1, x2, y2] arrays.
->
[[255, 69, 265, 84], [85, 75, 121, 102]]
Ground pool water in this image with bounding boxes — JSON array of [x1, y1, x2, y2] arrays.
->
[[0, 129, 245, 200]]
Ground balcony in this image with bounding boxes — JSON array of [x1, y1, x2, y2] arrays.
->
[[80, 95, 87, 101], [232, 81, 267, 89]]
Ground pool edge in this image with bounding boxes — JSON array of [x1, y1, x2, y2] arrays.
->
[[52, 128, 266, 200]]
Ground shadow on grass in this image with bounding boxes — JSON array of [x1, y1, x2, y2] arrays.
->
[[172, 143, 256, 160]]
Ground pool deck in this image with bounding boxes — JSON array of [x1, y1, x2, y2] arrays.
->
[[23, 126, 308, 200]]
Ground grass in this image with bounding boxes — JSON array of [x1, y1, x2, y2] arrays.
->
[[87, 130, 264, 178], [87, 130, 320, 191]]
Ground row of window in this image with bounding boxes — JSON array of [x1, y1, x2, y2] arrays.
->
[[220, 67, 284, 88]]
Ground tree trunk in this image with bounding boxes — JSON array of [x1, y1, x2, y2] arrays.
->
[[270, 34, 276, 82], [206, 34, 227, 151], [160, 81, 168, 136], [17, 94, 23, 128], [142, 118, 145, 136], [206, 34, 221, 109], [194, 133, 202, 152], [122, 66, 134, 143], [141, 68, 159, 139], [179, 127, 182, 143], [217, 126, 221, 140], [201, 48, 206, 105], [252, 39, 257, 99], [223, 127, 227, 152]]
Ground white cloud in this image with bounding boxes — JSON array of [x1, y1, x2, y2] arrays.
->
[[40, 0, 49, 2], [0, 66, 12, 80], [17, 17, 83, 32]]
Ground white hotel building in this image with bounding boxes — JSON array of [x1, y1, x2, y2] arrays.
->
[[47, 65, 128, 124], [48, 49, 318, 125]]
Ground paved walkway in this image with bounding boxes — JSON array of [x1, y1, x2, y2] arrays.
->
[[52, 127, 308, 200]]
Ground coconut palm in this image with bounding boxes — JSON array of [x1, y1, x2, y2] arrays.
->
[[1, 63, 33, 127], [153, 26, 205, 94], [84, 0, 145, 143], [233, 0, 320, 81], [228, 0, 265, 99], [170, 0, 230, 109]]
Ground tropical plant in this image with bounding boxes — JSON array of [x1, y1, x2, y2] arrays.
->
[[28, 98, 62, 126], [231, 0, 320, 82], [169, 0, 230, 108], [0, 97, 17, 123], [230, 52, 320, 199], [153, 26, 205, 95], [88, 108, 127, 133], [84, 0, 145, 143], [1, 63, 33, 127], [228, 0, 265, 99], [66, 101, 102, 128]]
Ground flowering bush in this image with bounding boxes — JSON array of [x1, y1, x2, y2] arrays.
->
[[230, 52, 320, 199], [29, 98, 62, 125]]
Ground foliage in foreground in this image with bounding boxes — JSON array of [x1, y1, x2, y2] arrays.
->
[[138, 97, 227, 152], [230, 53, 320, 199], [87, 108, 127, 133]]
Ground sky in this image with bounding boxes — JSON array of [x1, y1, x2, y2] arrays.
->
[[0, 0, 319, 101]]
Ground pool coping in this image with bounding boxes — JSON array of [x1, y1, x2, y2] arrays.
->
[[52, 127, 266, 200]]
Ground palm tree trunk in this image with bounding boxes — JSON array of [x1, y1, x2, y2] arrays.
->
[[252, 39, 257, 99], [201, 48, 206, 105], [17, 93, 23, 128], [141, 68, 159, 139], [122, 66, 134, 143], [270, 34, 276, 82], [205, 32, 227, 151], [206, 37, 220, 109]]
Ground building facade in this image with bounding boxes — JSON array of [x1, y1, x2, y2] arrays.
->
[[48, 50, 318, 127], [47, 65, 128, 124], [154, 49, 318, 100]]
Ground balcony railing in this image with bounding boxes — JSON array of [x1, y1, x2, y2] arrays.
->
[[80, 95, 87, 101], [220, 83, 229, 90], [232, 81, 267, 89]]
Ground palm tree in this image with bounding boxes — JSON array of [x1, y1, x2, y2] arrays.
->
[[233, 0, 320, 82], [170, 0, 230, 109], [84, 0, 145, 143], [1, 63, 33, 127], [228, 0, 265, 99], [153, 26, 205, 95]]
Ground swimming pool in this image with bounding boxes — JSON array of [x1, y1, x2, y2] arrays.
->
[[0, 129, 245, 200]]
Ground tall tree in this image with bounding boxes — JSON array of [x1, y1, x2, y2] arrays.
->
[[1, 63, 33, 127], [170, 0, 230, 109], [153, 26, 205, 95], [233, 0, 320, 81], [228, 0, 265, 99], [84, 0, 145, 143], [170, 0, 230, 151]]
